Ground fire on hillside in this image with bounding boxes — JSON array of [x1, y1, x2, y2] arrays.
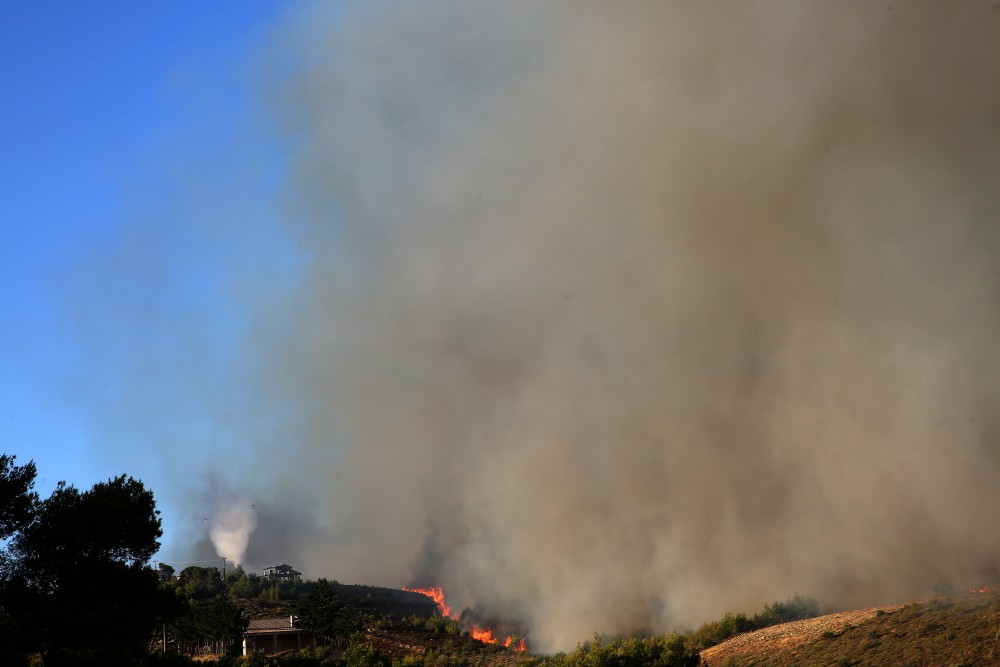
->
[[403, 586, 528, 652]]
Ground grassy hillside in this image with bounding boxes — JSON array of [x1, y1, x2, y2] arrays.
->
[[700, 592, 1000, 667]]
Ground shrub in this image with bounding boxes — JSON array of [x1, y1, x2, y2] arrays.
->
[[344, 641, 388, 667], [751, 595, 819, 627], [688, 612, 754, 650], [541, 631, 698, 667]]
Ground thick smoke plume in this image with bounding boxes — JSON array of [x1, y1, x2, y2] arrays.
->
[[237, 1, 1000, 651], [207, 492, 257, 567]]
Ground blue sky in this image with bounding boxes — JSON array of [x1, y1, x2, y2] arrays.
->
[[1, 2, 298, 558]]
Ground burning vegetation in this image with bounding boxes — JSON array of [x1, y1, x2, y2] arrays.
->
[[404, 586, 528, 652]]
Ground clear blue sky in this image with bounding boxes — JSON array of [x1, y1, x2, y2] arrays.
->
[[1, 2, 298, 558]]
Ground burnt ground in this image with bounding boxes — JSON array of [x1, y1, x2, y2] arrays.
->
[[365, 627, 532, 666]]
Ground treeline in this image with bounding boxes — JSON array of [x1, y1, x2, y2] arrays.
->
[[0, 454, 822, 667], [159, 575, 361, 658], [0, 454, 371, 666], [168, 565, 307, 603]]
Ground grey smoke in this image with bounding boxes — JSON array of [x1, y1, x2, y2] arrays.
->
[[249, 1, 1000, 650], [80, 1, 1000, 653]]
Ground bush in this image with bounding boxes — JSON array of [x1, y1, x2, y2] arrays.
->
[[687, 612, 754, 650], [686, 595, 820, 652], [751, 595, 819, 627], [540, 631, 699, 667], [344, 639, 388, 667], [241, 651, 271, 667]]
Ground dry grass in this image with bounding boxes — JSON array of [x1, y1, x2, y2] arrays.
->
[[700, 592, 1000, 667]]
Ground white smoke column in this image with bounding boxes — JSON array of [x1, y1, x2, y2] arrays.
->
[[208, 498, 258, 566]]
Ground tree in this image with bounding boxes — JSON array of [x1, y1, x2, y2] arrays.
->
[[3, 472, 168, 666], [198, 596, 248, 655], [226, 565, 255, 599], [178, 565, 224, 600], [295, 578, 356, 648], [0, 455, 38, 540], [0, 456, 42, 665]]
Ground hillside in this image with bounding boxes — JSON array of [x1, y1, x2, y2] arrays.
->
[[233, 581, 438, 621], [700, 592, 1000, 667], [172, 576, 1000, 666]]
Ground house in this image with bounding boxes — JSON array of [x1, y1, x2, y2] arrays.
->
[[262, 563, 302, 582], [243, 616, 315, 656]]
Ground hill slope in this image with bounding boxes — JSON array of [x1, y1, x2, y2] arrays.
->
[[700, 592, 1000, 667]]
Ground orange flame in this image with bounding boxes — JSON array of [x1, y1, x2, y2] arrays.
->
[[403, 586, 455, 619], [405, 584, 528, 652], [471, 627, 495, 643], [969, 585, 992, 594], [471, 626, 526, 651], [505, 636, 528, 652]]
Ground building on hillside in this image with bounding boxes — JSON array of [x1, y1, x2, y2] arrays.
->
[[262, 563, 302, 582], [243, 616, 315, 656]]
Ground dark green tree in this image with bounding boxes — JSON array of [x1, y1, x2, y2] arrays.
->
[[198, 596, 248, 655], [5, 474, 168, 666], [295, 578, 356, 648], [0, 455, 41, 665], [0, 455, 38, 539], [178, 565, 224, 600], [225, 565, 255, 599]]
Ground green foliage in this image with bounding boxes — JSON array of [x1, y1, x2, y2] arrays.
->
[[423, 613, 462, 635], [226, 566, 258, 599], [169, 595, 247, 656], [203, 596, 249, 643], [538, 632, 698, 667], [258, 579, 300, 602], [294, 578, 358, 647], [179, 566, 225, 600], [750, 594, 819, 627], [344, 636, 389, 667], [686, 594, 821, 653], [687, 612, 754, 650]]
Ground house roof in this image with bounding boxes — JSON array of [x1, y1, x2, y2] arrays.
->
[[246, 617, 305, 635], [263, 563, 302, 575]]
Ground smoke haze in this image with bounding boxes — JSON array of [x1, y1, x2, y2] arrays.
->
[[78, 1, 1000, 653]]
